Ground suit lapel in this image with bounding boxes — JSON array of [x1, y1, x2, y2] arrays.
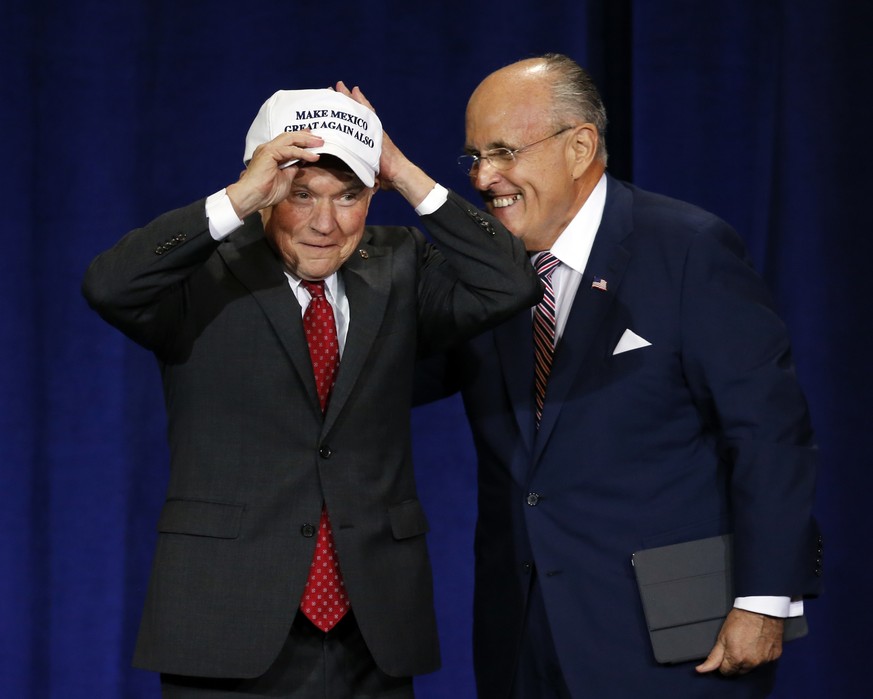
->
[[217, 221, 321, 414], [321, 239, 391, 435], [219, 224, 392, 432], [533, 177, 634, 461]]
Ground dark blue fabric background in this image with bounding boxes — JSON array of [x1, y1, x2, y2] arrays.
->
[[3, 1, 870, 696]]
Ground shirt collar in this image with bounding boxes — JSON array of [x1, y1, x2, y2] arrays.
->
[[550, 173, 608, 274], [285, 270, 341, 304]]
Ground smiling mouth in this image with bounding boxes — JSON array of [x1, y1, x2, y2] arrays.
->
[[491, 194, 522, 209]]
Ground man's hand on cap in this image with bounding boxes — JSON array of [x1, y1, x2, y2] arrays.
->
[[226, 132, 323, 220], [335, 81, 436, 208]]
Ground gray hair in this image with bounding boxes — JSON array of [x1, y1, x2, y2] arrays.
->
[[539, 53, 609, 164]]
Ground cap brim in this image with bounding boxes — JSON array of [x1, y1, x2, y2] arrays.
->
[[308, 141, 376, 188]]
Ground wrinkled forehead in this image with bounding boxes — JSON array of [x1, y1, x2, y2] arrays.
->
[[465, 80, 554, 150]]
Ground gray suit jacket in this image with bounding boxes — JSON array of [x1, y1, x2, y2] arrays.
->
[[82, 191, 540, 679]]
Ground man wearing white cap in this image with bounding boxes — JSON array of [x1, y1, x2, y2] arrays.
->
[[82, 84, 540, 698]]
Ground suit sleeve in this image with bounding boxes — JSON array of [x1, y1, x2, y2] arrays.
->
[[679, 220, 821, 599], [414, 190, 542, 354], [81, 198, 222, 353]]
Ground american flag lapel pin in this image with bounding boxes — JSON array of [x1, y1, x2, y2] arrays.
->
[[591, 277, 608, 291]]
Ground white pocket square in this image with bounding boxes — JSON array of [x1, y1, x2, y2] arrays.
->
[[612, 329, 652, 355]]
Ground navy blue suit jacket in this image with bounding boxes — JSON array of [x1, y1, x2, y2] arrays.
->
[[422, 175, 821, 698]]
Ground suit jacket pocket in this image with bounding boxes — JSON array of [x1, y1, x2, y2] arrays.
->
[[388, 499, 430, 540], [157, 498, 244, 539]]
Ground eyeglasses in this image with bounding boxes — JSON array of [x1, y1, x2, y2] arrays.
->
[[457, 126, 574, 175]]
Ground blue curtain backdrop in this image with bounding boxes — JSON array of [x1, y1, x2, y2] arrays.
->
[[2, 1, 870, 696]]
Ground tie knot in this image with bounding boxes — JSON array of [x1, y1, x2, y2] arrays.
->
[[534, 252, 559, 281], [301, 279, 326, 299]]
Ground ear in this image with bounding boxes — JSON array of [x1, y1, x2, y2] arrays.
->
[[569, 124, 599, 178], [362, 180, 380, 209], [259, 206, 273, 229]]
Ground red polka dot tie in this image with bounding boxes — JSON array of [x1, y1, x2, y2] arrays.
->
[[300, 280, 339, 413], [299, 280, 349, 631]]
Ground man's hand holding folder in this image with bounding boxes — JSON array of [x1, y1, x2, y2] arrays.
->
[[695, 608, 784, 676]]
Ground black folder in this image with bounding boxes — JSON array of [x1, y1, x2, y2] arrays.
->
[[631, 534, 807, 664]]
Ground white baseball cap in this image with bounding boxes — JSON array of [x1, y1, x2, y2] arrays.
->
[[243, 89, 382, 187]]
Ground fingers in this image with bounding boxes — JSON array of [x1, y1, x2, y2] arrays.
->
[[335, 81, 377, 113], [351, 85, 376, 112], [252, 131, 323, 169], [695, 643, 725, 674], [333, 80, 430, 201], [695, 610, 784, 676], [694, 640, 754, 675], [227, 131, 326, 219]]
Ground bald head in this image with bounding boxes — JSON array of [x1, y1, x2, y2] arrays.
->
[[469, 55, 608, 165]]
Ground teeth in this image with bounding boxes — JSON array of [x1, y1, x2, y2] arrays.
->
[[492, 194, 521, 209]]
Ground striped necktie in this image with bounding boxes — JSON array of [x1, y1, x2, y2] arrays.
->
[[533, 253, 560, 429]]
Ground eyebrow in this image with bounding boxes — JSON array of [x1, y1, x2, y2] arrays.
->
[[464, 138, 515, 155], [292, 181, 366, 196], [341, 183, 366, 196]]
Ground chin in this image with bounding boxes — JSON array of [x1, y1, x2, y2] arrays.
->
[[298, 264, 336, 281], [494, 209, 525, 234], [491, 209, 513, 227]]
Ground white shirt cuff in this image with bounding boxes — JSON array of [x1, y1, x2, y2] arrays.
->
[[414, 184, 449, 216], [205, 189, 244, 240], [733, 596, 803, 618]]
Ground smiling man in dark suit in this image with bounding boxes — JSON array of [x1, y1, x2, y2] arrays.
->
[[82, 86, 540, 698], [419, 54, 822, 698]]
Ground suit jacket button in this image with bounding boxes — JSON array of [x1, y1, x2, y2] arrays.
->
[[522, 561, 533, 574], [301, 524, 316, 538], [526, 492, 540, 506], [319, 445, 332, 459]]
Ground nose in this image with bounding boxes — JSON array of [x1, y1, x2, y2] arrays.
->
[[472, 158, 501, 192], [309, 199, 336, 234]]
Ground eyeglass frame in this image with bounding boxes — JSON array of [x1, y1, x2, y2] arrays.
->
[[457, 125, 575, 175]]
